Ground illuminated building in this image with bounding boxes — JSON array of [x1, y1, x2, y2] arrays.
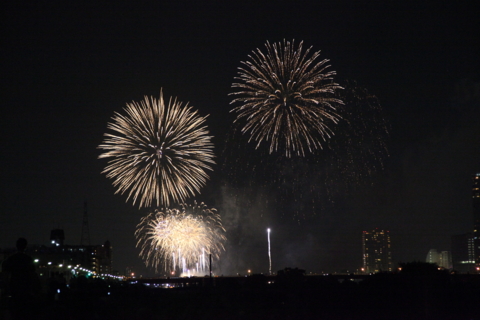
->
[[95, 240, 113, 275], [426, 249, 439, 264], [439, 251, 452, 269], [473, 173, 480, 268], [451, 233, 475, 273], [426, 249, 451, 269], [25, 230, 113, 279], [362, 229, 392, 273]]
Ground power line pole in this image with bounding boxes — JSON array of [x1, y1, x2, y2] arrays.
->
[[80, 201, 91, 245]]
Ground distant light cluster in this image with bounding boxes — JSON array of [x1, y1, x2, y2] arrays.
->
[[98, 91, 215, 208], [230, 39, 343, 157]]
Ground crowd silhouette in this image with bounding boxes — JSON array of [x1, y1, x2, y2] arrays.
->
[[1, 238, 41, 319]]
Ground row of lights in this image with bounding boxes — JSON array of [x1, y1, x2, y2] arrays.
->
[[33, 259, 124, 280], [34, 259, 74, 269], [74, 266, 124, 280]]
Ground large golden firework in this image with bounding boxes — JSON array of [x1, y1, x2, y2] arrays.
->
[[135, 202, 226, 273], [98, 90, 215, 208], [230, 40, 343, 157]]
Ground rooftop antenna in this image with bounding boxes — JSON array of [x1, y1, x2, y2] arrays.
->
[[80, 201, 91, 245]]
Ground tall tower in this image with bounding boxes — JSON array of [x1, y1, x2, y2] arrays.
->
[[438, 251, 452, 269], [473, 173, 480, 269], [80, 201, 91, 246], [362, 229, 392, 273], [451, 233, 475, 273]]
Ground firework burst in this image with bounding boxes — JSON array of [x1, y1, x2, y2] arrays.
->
[[222, 81, 389, 219], [135, 202, 226, 273], [230, 39, 343, 157], [98, 90, 215, 208]]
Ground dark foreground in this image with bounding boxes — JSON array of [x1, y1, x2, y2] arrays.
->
[[2, 272, 480, 320]]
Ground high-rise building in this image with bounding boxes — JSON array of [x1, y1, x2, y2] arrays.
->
[[439, 251, 452, 269], [426, 249, 439, 264], [426, 249, 452, 269], [473, 173, 480, 268], [362, 229, 392, 273], [451, 233, 476, 273], [95, 240, 113, 275]]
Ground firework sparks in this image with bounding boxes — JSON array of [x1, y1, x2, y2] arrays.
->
[[267, 228, 272, 274], [222, 81, 389, 219], [98, 90, 215, 208], [135, 202, 226, 274], [230, 39, 343, 157]]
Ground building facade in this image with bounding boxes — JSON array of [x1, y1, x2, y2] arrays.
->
[[426, 249, 451, 269], [451, 233, 476, 273], [26, 230, 113, 279], [473, 173, 480, 269], [362, 229, 392, 273], [439, 251, 452, 269], [426, 249, 439, 265]]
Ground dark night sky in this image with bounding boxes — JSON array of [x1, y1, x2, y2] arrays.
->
[[1, 1, 479, 276]]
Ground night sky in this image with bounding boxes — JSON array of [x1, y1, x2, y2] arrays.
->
[[2, 1, 479, 276]]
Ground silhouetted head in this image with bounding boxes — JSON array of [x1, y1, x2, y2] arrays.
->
[[16, 237, 27, 252]]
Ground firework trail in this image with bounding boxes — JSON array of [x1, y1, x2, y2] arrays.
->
[[135, 202, 226, 274], [229, 39, 343, 158], [267, 228, 272, 274], [327, 80, 390, 187], [222, 81, 389, 219], [98, 90, 215, 208]]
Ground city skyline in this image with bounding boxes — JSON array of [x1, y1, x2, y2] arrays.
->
[[3, 204, 478, 276], [1, 1, 479, 276]]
